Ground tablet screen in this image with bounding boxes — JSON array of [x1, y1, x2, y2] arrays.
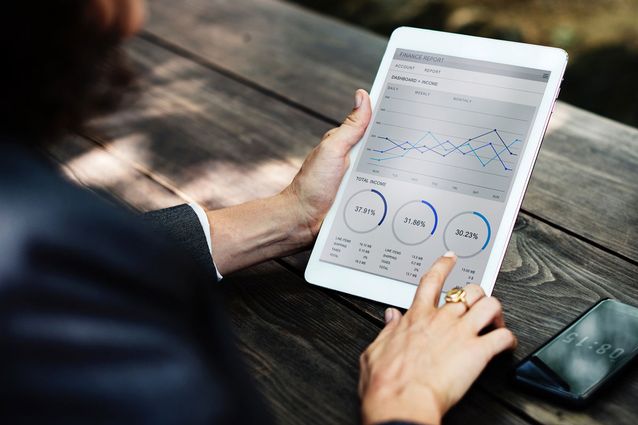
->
[[320, 48, 551, 292]]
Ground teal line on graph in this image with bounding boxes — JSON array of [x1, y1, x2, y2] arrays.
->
[[369, 129, 520, 171]]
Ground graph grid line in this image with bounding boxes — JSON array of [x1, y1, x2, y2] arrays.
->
[[369, 129, 521, 172]]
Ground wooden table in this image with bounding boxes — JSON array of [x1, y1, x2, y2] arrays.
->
[[49, 0, 638, 423]]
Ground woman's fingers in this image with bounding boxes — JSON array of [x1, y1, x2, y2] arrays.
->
[[384, 307, 403, 325], [478, 328, 518, 360], [462, 296, 507, 333], [360, 269, 515, 425], [439, 283, 486, 318], [376, 307, 403, 340], [412, 252, 457, 311], [463, 284, 486, 308]]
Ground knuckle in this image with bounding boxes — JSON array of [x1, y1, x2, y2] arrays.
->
[[405, 309, 429, 329], [343, 114, 366, 132], [367, 373, 387, 395], [343, 113, 359, 127], [403, 310, 417, 325], [459, 316, 476, 334], [487, 333, 505, 356], [410, 320, 428, 335], [481, 329, 514, 359], [367, 365, 395, 392], [484, 296, 502, 313], [501, 328, 516, 346], [466, 283, 484, 296]]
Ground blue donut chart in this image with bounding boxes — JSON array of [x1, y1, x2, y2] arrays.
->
[[343, 189, 389, 233], [371, 189, 388, 226], [472, 211, 491, 250], [421, 200, 438, 235], [391, 199, 439, 246], [442, 210, 492, 258]]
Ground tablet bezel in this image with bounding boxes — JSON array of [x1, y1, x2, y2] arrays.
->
[[305, 27, 567, 308]]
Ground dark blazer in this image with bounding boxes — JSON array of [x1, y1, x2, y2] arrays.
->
[[0, 140, 417, 425], [0, 141, 269, 424]]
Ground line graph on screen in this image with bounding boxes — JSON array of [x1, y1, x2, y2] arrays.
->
[[368, 129, 521, 172], [355, 84, 538, 200]]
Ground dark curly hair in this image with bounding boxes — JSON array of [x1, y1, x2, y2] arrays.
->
[[1, 2, 134, 143]]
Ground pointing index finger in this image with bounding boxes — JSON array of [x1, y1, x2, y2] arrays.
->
[[412, 251, 457, 310]]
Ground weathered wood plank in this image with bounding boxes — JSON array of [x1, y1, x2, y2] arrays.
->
[[527, 104, 638, 259], [83, 35, 638, 423], [221, 260, 532, 425], [46, 135, 184, 211], [145, 0, 638, 262], [88, 37, 327, 209], [145, 0, 385, 120]]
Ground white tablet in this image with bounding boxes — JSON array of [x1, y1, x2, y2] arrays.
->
[[305, 27, 567, 308]]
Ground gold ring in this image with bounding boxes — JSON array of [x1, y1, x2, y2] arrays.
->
[[445, 286, 467, 305]]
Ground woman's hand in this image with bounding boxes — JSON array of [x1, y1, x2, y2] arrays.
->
[[359, 253, 517, 425], [282, 89, 372, 238]]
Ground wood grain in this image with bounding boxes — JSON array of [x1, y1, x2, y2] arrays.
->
[[145, 0, 638, 262], [87, 37, 329, 209], [221, 260, 532, 425], [145, 0, 386, 120], [527, 103, 638, 260], [75, 32, 638, 423], [46, 135, 184, 211], [281, 213, 638, 424]]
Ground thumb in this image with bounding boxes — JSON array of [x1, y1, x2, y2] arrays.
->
[[376, 307, 402, 340], [384, 307, 402, 328], [331, 89, 372, 150]]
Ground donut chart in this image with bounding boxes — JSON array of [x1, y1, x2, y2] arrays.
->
[[342, 189, 492, 258], [443, 211, 491, 258], [392, 200, 438, 245], [343, 189, 388, 233]]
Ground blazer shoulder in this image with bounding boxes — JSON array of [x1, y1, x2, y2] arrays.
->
[[0, 143, 128, 252], [0, 143, 200, 302]]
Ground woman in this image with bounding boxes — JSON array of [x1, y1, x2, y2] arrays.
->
[[0, 1, 516, 424]]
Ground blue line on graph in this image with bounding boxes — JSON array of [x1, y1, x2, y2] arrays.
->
[[421, 200, 438, 235], [371, 189, 388, 226], [369, 129, 520, 172], [472, 211, 491, 250]]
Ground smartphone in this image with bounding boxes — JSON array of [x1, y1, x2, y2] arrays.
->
[[514, 298, 638, 406]]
